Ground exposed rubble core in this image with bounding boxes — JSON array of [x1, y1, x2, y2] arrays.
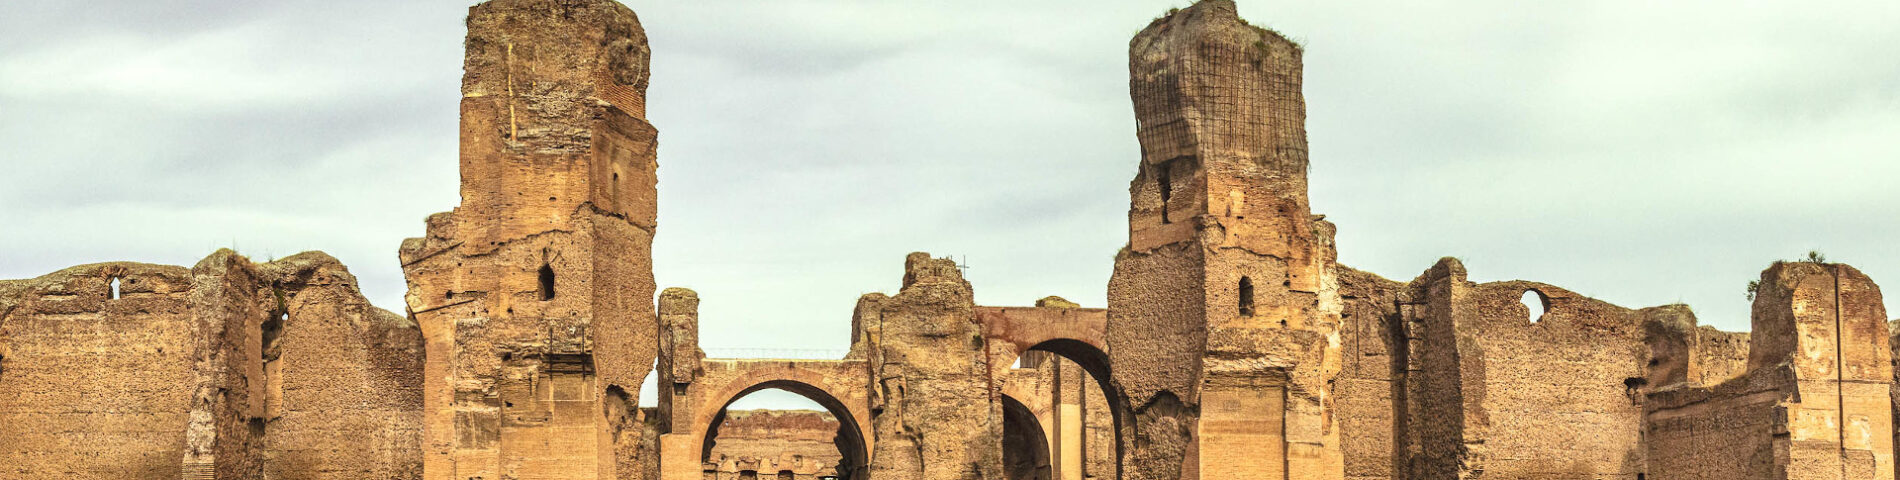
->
[[394, 0, 660, 478], [0, 253, 421, 479], [0, 0, 1893, 479], [861, 253, 1001, 480], [702, 410, 843, 479], [1111, 2, 1341, 478]]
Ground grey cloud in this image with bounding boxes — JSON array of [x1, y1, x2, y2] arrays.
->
[[3, 0, 1896, 410]]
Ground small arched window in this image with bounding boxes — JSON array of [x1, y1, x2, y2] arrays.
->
[[538, 264, 556, 301], [1238, 276, 1255, 317], [108, 277, 121, 300], [1521, 289, 1549, 322]]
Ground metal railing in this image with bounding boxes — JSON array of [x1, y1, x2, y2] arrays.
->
[[702, 347, 850, 360]]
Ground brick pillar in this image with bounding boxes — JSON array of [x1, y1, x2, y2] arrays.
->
[[398, 1, 659, 479], [1109, 1, 1343, 479]]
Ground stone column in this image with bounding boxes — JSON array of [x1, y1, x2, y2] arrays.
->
[[658, 288, 704, 480]]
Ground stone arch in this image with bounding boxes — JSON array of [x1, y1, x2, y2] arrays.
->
[[1017, 338, 1125, 476], [690, 360, 872, 480], [1002, 393, 1053, 480]]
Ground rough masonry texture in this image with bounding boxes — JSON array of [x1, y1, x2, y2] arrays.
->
[[0, 1, 1892, 479], [701, 410, 843, 479]]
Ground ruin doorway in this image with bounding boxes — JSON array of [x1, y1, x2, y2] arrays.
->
[[1003, 394, 1053, 480], [701, 381, 868, 480], [998, 339, 1124, 480]]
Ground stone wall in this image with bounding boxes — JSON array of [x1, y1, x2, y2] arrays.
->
[[1647, 262, 1895, 479], [1445, 280, 1649, 478], [1333, 267, 1404, 480], [255, 253, 424, 479], [860, 253, 1000, 480], [0, 263, 198, 478], [702, 410, 841, 480], [1379, 259, 1665, 478], [0, 251, 422, 479]]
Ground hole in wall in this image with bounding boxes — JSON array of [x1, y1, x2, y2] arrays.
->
[[262, 313, 285, 359], [108, 277, 121, 300], [1238, 276, 1255, 317], [1156, 163, 1173, 224], [539, 264, 556, 301], [1520, 289, 1549, 322], [1623, 377, 1649, 405]]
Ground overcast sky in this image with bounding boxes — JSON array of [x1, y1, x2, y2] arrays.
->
[[3, 1, 1896, 409]]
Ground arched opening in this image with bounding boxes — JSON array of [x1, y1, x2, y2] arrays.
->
[[108, 277, 121, 300], [538, 264, 556, 301], [999, 339, 1124, 480], [1521, 289, 1549, 322], [702, 381, 867, 480], [1238, 276, 1255, 317], [1002, 394, 1052, 480]]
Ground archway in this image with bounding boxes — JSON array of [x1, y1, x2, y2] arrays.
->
[[1002, 394, 1052, 480], [699, 379, 868, 480], [995, 339, 1123, 480]]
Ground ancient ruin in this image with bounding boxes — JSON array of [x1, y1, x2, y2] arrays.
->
[[0, 0, 1892, 479]]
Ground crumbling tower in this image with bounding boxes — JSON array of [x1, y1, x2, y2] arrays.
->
[[1107, 1, 1343, 479], [397, 0, 658, 479]]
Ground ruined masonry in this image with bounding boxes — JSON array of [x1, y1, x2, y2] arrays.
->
[[0, 1, 1892, 479]]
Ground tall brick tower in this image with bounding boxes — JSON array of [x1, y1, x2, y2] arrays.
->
[[397, 0, 658, 479], [1106, 1, 1344, 479]]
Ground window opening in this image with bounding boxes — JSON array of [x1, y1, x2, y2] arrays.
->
[[539, 263, 556, 301], [109, 277, 121, 300], [1521, 289, 1549, 322], [1238, 277, 1255, 317]]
